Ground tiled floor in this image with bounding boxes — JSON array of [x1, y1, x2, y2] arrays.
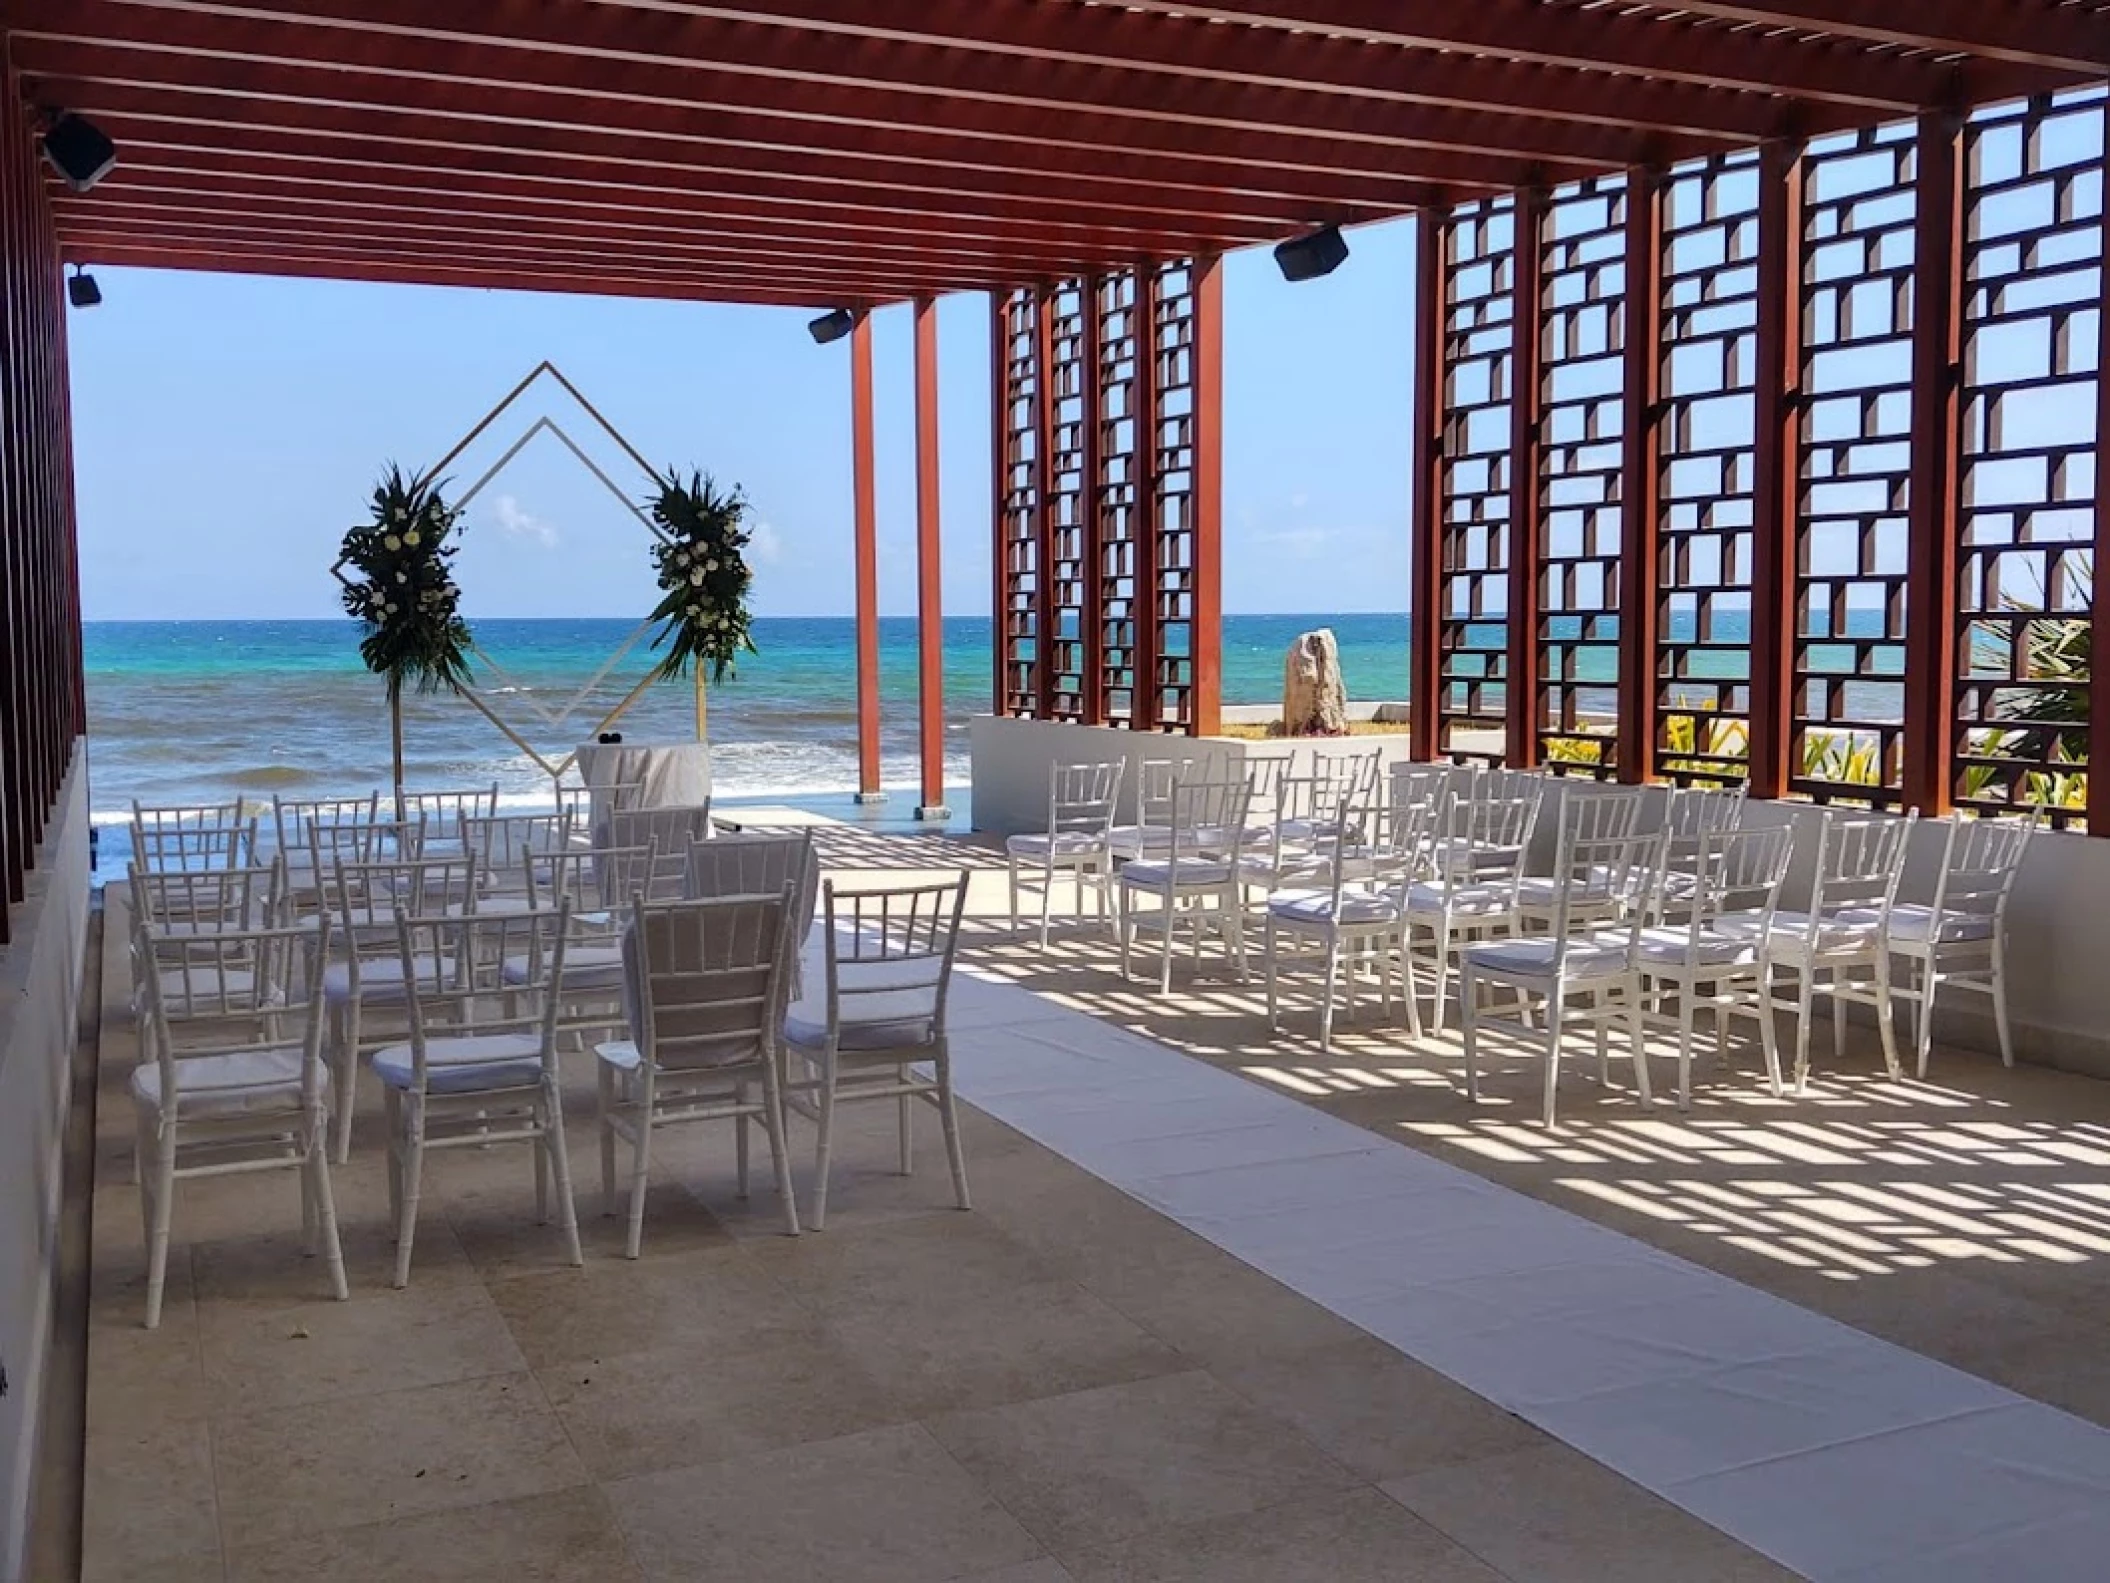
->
[[82, 882, 1789, 1582]]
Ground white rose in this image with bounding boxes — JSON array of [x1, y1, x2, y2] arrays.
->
[[404, 530, 421, 548], [396, 572, 408, 584], [391, 506, 405, 522], [689, 569, 704, 587], [705, 558, 719, 572], [384, 602, 398, 614], [674, 549, 690, 566], [384, 534, 401, 551]]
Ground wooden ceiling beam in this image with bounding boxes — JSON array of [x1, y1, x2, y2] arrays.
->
[[62, 243, 908, 308], [1659, 1, 2109, 76], [39, 77, 1462, 225], [10, 0, 1630, 175]]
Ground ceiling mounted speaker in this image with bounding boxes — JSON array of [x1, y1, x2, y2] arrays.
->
[[1273, 224, 1349, 283], [67, 266, 101, 309], [41, 113, 117, 194], [807, 308, 856, 345]]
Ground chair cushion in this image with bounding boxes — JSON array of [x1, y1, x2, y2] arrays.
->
[[1463, 933, 1632, 981], [1514, 874, 1619, 907], [1007, 830, 1108, 859], [1633, 926, 1763, 969], [153, 965, 280, 1006], [784, 988, 938, 1054], [1717, 908, 1881, 955], [1120, 857, 1233, 889], [131, 1047, 315, 1118], [1837, 902, 1993, 944], [322, 956, 451, 1004], [1405, 882, 1513, 918], [371, 1032, 546, 1094], [1267, 888, 1401, 927], [502, 944, 624, 988], [1107, 824, 1175, 856]]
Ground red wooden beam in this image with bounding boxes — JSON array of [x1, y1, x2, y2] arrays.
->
[[1660, 2, 2109, 76], [912, 296, 947, 817], [1902, 110, 1966, 818], [2093, 96, 2110, 836], [11, 5, 1617, 185], [1191, 256, 1225, 740], [1408, 207, 1446, 763], [61, 243, 906, 308], [850, 311, 882, 802], [1505, 185, 1546, 769], [1114, 0, 1965, 111], [1618, 167, 1665, 785], [53, 156, 1275, 267], [31, 73, 1457, 236], [1747, 139, 1806, 800]]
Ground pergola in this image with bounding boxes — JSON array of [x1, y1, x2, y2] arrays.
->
[[1, 1, 2107, 929]]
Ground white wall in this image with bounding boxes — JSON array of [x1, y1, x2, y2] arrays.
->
[[0, 747, 91, 1583], [969, 718, 2110, 1079]]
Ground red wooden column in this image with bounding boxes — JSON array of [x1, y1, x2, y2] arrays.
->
[[2094, 98, 2110, 835], [1617, 168, 1665, 784], [1031, 287, 1059, 719], [912, 296, 948, 820], [1409, 208, 1447, 762], [1505, 186, 1546, 769], [1191, 255, 1224, 738], [1748, 139, 1807, 800], [1902, 110, 1966, 818], [850, 310, 884, 802]]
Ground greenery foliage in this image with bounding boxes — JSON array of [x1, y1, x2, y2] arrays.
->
[[646, 468, 756, 686], [338, 464, 472, 700]]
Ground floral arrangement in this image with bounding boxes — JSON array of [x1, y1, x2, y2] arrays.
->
[[647, 467, 756, 684], [338, 464, 473, 698]]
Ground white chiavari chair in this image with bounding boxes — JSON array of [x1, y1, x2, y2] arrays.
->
[[1402, 787, 1543, 1034], [1005, 759, 1125, 948], [131, 914, 344, 1328], [784, 876, 973, 1231], [1117, 775, 1254, 993]]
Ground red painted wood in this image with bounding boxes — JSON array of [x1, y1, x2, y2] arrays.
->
[[1408, 208, 1446, 762], [1617, 167, 1665, 784], [1190, 256, 1224, 740], [850, 312, 881, 798], [2094, 99, 2110, 835], [1902, 111, 1965, 818], [1505, 184, 1545, 769], [1746, 140, 1806, 801], [912, 297, 946, 811]]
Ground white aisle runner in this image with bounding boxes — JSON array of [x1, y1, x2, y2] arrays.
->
[[940, 966, 2110, 1583]]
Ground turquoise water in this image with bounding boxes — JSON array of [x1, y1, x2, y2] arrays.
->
[[85, 613, 1420, 816]]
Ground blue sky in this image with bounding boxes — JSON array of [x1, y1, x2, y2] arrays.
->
[[67, 217, 1415, 622]]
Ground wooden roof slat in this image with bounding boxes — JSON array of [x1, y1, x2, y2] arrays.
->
[[1656, 2, 2110, 76]]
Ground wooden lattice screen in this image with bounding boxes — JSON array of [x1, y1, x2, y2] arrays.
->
[[993, 260, 1217, 733]]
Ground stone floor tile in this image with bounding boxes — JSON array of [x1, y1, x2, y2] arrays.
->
[[951, 1561, 1075, 1583], [602, 1422, 1041, 1583], [1063, 1487, 1506, 1583], [1082, 1244, 1367, 1370], [197, 1277, 526, 1414], [487, 1244, 816, 1372], [745, 1210, 1052, 1320], [223, 1486, 641, 1583], [538, 1331, 910, 1480], [78, 1416, 222, 1583], [1214, 1336, 1547, 1482], [926, 1370, 1360, 1558], [1380, 1443, 1798, 1583], [211, 1371, 589, 1550], [822, 1275, 1187, 1417]]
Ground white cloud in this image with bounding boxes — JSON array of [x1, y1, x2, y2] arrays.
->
[[1289, 492, 1310, 510], [749, 520, 784, 564], [492, 494, 558, 548], [1250, 523, 1341, 559]]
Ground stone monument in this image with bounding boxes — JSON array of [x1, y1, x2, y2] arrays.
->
[[1281, 627, 1349, 736]]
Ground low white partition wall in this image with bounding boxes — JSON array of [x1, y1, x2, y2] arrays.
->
[[0, 746, 91, 1581], [970, 715, 2110, 1081]]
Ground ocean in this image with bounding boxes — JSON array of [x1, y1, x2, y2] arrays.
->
[[84, 613, 1422, 820]]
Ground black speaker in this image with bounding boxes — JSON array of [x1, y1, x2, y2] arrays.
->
[[41, 113, 117, 194], [807, 308, 856, 345], [1273, 224, 1349, 283], [67, 268, 101, 309]]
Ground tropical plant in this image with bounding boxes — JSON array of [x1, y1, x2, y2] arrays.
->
[[338, 464, 472, 699], [646, 468, 756, 685]]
